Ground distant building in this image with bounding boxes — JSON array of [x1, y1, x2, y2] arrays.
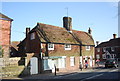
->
[[10, 41, 20, 57], [0, 13, 13, 58], [18, 17, 95, 74], [95, 34, 120, 61]]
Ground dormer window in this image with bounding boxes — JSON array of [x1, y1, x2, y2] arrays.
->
[[30, 33, 35, 40], [86, 46, 90, 50], [48, 43, 54, 50], [64, 44, 71, 50]]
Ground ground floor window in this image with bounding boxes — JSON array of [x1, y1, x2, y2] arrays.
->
[[58, 58, 66, 68], [43, 59, 52, 70]]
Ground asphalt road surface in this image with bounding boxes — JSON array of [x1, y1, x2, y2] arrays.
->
[[2, 67, 120, 81]]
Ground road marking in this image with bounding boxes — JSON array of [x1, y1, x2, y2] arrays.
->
[[81, 73, 103, 81], [81, 69, 118, 81], [109, 69, 118, 72], [86, 73, 103, 79], [53, 76, 62, 79]]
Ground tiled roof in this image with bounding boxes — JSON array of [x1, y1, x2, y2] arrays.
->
[[72, 30, 94, 45], [11, 41, 20, 50], [96, 38, 120, 48], [0, 13, 13, 21], [36, 23, 79, 44], [34, 23, 94, 45]]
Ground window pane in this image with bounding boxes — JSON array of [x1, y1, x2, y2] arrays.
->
[[86, 46, 90, 50], [65, 44, 71, 50], [70, 57, 75, 66], [48, 43, 54, 50]]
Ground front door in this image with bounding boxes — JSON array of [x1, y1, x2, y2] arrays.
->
[[30, 57, 38, 75]]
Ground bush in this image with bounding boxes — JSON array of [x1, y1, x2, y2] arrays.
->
[[0, 45, 3, 57]]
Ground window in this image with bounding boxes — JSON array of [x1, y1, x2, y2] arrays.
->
[[96, 54, 100, 59], [111, 47, 115, 52], [24, 47, 26, 50], [97, 48, 100, 52], [86, 46, 90, 50], [64, 44, 71, 50], [102, 54, 106, 59], [58, 57, 66, 68], [70, 56, 75, 66], [30, 33, 35, 40], [103, 47, 106, 52], [43, 59, 52, 70], [48, 43, 54, 50]]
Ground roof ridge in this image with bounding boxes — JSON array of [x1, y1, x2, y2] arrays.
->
[[0, 13, 13, 21], [38, 23, 65, 30]]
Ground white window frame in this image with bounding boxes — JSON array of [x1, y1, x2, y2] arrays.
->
[[43, 59, 52, 70], [102, 54, 106, 59], [111, 47, 115, 52], [58, 56, 66, 68], [70, 56, 75, 66], [103, 47, 106, 52], [30, 33, 35, 40], [86, 46, 90, 50], [64, 44, 71, 50], [48, 43, 54, 50], [97, 48, 100, 52], [96, 54, 100, 59]]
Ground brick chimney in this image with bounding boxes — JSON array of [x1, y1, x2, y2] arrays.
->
[[63, 17, 72, 31], [113, 34, 116, 39], [26, 27, 30, 37]]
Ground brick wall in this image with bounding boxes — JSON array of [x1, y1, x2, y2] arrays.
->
[[0, 19, 12, 58], [41, 43, 80, 57], [0, 19, 11, 46]]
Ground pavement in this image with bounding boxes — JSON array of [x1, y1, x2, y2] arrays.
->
[[2, 63, 105, 80]]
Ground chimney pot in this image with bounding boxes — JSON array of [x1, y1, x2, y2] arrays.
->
[[96, 41, 99, 46], [113, 34, 116, 39]]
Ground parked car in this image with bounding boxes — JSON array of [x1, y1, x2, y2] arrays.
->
[[105, 59, 118, 68]]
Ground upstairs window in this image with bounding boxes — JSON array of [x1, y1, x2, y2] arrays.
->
[[86, 46, 90, 50], [103, 47, 106, 52], [97, 48, 100, 52], [30, 33, 35, 40], [111, 47, 115, 52], [96, 54, 100, 59], [102, 54, 106, 59], [64, 44, 71, 50], [48, 43, 54, 50]]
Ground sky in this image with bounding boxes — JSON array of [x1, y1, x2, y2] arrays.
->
[[0, 2, 118, 44]]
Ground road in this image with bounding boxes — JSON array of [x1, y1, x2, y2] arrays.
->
[[2, 67, 120, 81], [53, 67, 120, 81]]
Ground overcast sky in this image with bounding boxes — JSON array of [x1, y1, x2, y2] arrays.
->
[[1, 2, 118, 44]]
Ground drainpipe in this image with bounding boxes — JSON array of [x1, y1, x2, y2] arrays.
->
[[80, 44, 82, 56]]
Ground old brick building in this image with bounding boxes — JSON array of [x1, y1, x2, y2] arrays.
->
[[95, 34, 120, 61], [0, 13, 13, 58], [18, 17, 95, 74]]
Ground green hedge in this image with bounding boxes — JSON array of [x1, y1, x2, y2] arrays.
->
[[0, 46, 3, 57]]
